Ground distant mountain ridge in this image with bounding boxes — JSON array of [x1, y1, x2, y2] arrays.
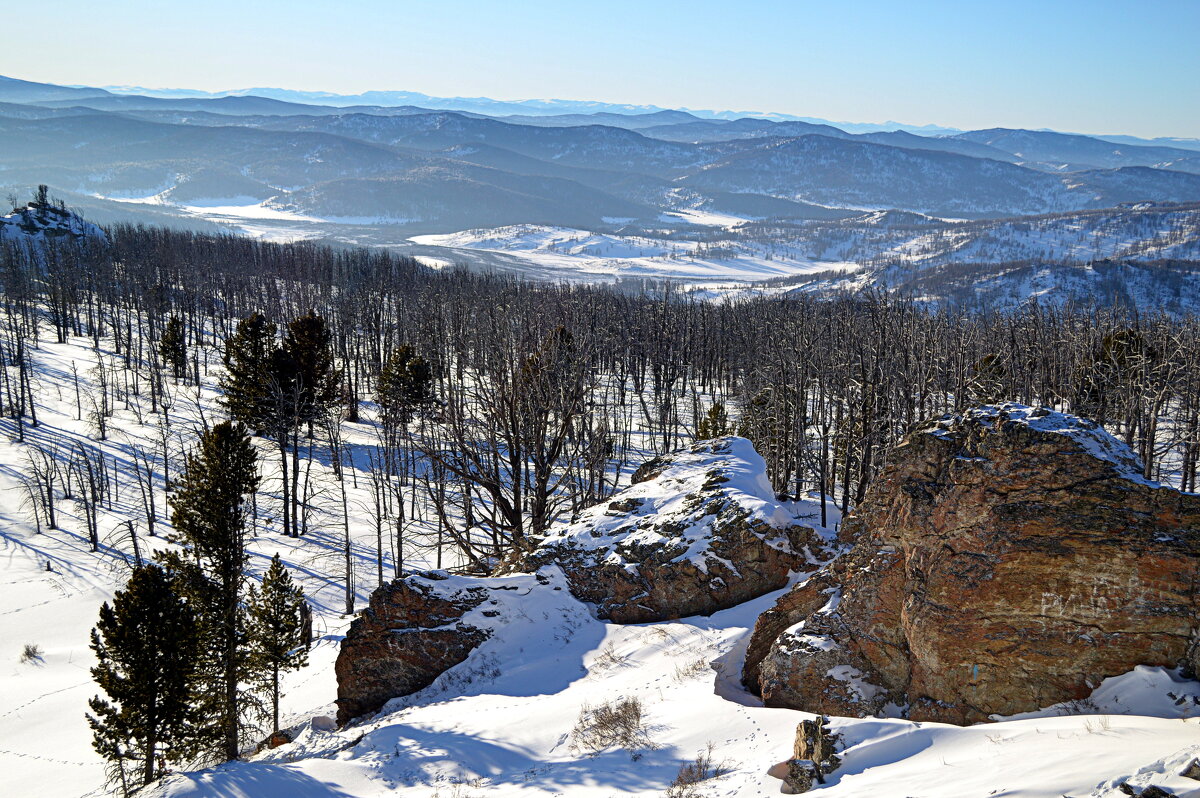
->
[[1, 73, 1199, 239], [93, 81, 963, 134]]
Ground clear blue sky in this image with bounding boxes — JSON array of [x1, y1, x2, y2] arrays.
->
[[4, 0, 1198, 138]]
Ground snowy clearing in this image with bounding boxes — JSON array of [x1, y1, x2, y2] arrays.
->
[[409, 224, 859, 286]]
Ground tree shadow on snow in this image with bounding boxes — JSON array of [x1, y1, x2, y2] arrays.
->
[[359, 722, 682, 793], [168, 763, 355, 797]]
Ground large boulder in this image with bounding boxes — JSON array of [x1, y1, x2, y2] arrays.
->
[[745, 403, 1200, 724], [335, 568, 586, 726], [506, 437, 829, 623], [335, 574, 491, 725]]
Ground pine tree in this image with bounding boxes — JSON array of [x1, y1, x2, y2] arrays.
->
[[169, 421, 260, 761], [246, 554, 309, 734], [220, 313, 277, 431], [282, 312, 340, 428], [87, 564, 202, 792], [159, 315, 187, 381], [377, 344, 435, 425], [698, 402, 733, 439]]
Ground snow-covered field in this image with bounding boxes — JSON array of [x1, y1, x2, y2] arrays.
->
[[148, 602, 1200, 798], [5, 324, 1200, 797], [410, 225, 859, 286]]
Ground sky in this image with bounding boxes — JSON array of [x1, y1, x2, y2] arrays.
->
[[2, 0, 1198, 138]]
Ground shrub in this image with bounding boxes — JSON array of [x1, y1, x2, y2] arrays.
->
[[571, 696, 655, 757], [20, 643, 43, 664], [665, 743, 731, 797]]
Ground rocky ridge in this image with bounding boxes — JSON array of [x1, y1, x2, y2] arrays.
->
[[505, 436, 830, 623]]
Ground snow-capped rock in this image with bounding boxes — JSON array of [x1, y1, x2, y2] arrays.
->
[[0, 200, 106, 243], [506, 436, 831, 623]]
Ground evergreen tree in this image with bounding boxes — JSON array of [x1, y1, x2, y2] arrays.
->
[[377, 344, 435, 425], [220, 313, 277, 431], [246, 554, 309, 734], [87, 564, 202, 792], [282, 312, 340, 428], [169, 421, 260, 761], [159, 315, 187, 381], [697, 402, 733, 439]]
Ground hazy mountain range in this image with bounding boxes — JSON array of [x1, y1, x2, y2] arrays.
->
[[4, 73, 1200, 242]]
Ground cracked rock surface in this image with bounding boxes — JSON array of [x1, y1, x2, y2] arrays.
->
[[745, 403, 1200, 724]]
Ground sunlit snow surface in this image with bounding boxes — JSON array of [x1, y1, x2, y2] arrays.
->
[[410, 224, 859, 286], [144, 581, 1200, 798]]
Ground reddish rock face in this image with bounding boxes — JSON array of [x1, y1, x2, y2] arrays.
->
[[335, 577, 489, 725], [746, 404, 1200, 724]]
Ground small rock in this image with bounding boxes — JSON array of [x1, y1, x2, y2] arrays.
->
[[255, 730, 294, 752], [1139, 787, 1174, 798], [310, 715, 336, 732], [267, 731, 293, 749], [771, 716, 841, 793], [781, 759, 816, 794], [794, 716, 841, 776], [1181, 758, 1200, 781], [766, 760, 791, 780]]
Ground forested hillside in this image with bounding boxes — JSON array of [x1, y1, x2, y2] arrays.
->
[[4, 197, 1200, 796]]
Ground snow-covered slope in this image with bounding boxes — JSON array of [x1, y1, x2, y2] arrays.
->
[[0, 201, 105, 242], [410, 224, 858, 285], [4, 308, 1200, 798], [143, 578, 1200, 798]]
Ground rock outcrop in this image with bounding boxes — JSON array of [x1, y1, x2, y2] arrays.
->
[[335, 568, 588, 726], [505, 437, 829, 623], [337, 437, 830, 725], [0, 202, 105, 243], [745, 403, 1200, 724], [335, 574, 491, 725]]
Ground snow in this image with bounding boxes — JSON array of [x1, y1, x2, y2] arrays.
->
[[935, 402, 1152, 483], [177, 203, 319, 221], [535, 437, 833, 573], [657, 209, 757, 227], [92, 193, 418, 237], [1000, 666, 1200, 721], [143, 579, 1200, 798], [409, 224, 859, 286], [4, 331, 1200, 797], [411, 255, 455, 270]]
